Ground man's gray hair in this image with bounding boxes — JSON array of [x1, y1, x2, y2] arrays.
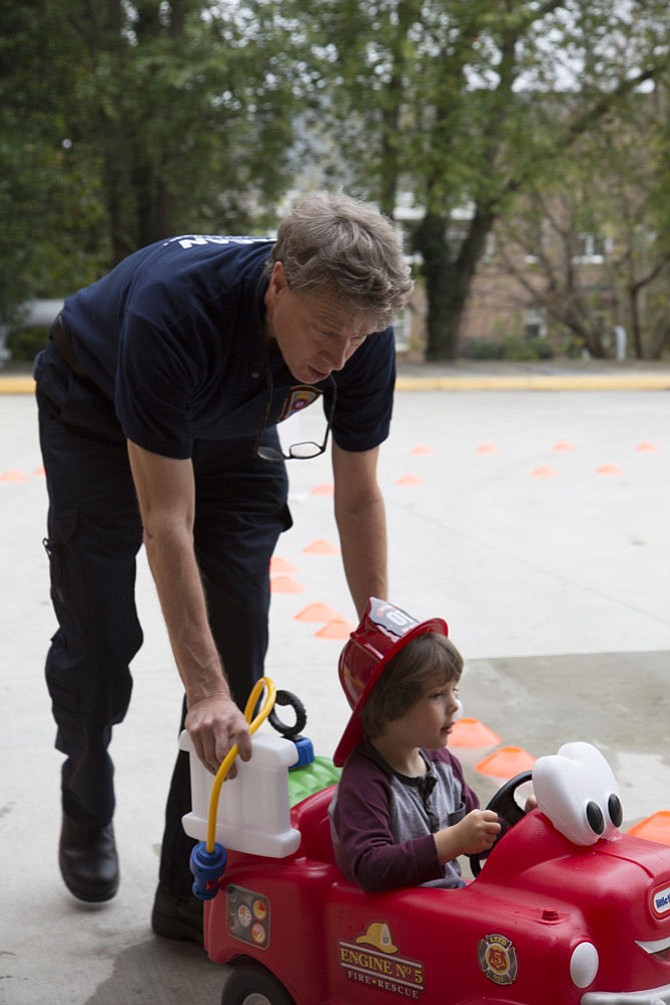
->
[[268, 191, 414, 331]]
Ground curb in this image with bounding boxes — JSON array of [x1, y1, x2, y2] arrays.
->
[[2, 373, 670, 396], [0, 377, 34, 395], [395, 373, 670, 392]]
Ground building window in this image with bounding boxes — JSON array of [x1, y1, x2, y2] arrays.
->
[[393, 308, 411, 351], [573, 233, 610, 264], [524, 307, 547, 340], [524, 219, 548, 264]]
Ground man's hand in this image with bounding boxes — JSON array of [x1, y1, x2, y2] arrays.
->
[[185, 694, 253, 775]]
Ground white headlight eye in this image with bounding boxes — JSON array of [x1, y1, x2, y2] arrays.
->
[[533, 743, 624, 845], [570, 942, 599, 988]]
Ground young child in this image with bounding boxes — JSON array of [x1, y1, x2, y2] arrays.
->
[[329, 598, 501, 892]]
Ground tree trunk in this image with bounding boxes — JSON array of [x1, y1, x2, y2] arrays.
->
[[103, 134, 136, 264], [378, 0, 421, 218], [627, 286, 644, 359], [414, 213, 458, 360], [415, 204, 497, 361]]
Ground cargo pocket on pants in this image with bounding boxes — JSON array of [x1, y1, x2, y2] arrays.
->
[[43, 502, 81, 648]]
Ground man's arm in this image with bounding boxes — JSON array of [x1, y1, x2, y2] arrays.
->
[[332, 442, 387, 618], [127, 440, 251, 773]]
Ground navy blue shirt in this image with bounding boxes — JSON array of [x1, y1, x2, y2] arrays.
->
[[62, 236, 396, 459]]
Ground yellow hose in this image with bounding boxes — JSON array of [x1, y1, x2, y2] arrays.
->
[[205, 676, 277, 852]]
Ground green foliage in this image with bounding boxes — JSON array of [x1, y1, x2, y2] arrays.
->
[[502, 337, 554, 362], [494, 74, 670, 360], [2, 0, 670, 363], [465, 338, 506, 360], [465, 336, 554, 361], [6, 327, 50, 364], [0, 3, 85, 322], [1, 0, 298, 324], [286, 0, 670, 360]]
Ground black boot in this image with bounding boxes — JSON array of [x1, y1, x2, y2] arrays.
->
[[151, 883, 203, 945], [59, 813, 119, 903]]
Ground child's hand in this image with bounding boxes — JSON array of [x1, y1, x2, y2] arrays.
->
[[456, 809, 502, 855], [435, 809, 502, 863]]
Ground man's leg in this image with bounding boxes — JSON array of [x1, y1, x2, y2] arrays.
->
[[36, 347, 143, 900], [153, 439, 290, 939]]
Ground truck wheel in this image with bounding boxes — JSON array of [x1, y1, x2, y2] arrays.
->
[[221, 962, 295, 1005]]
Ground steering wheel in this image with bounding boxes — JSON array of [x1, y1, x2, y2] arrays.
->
[[469, 770, 533, 877]]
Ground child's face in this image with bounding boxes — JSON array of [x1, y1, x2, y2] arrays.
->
[[384, 677, 461, 751]]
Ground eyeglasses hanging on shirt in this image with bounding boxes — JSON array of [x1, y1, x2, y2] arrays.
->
[[253, 368, 337, 463]]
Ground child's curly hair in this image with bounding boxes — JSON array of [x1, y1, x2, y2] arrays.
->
[[360, 633, 463, 740]]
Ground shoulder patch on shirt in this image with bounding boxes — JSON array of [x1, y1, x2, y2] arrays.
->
[[278, 385, 321, 422]]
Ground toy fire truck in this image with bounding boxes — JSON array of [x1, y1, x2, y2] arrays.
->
[[180, 686, 670, 1005]]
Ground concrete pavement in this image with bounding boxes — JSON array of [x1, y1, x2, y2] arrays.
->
[[1, 365, 669, 1004]]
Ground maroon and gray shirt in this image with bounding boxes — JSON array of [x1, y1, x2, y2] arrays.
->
[[329, 740, 480, 892]]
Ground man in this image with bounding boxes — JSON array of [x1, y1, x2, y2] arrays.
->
[[34, 191, 413, 942]]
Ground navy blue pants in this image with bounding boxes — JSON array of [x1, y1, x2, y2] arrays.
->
[[34, 344, 290, 896]]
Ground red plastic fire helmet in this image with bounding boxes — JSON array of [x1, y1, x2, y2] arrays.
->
[[333, 597, 448, 766]]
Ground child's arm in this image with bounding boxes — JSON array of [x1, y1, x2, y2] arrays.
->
[[331, 753, 449, 891], [433, 809, 501, 864]]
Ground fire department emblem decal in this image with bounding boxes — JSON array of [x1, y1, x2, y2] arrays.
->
[[478, 934, 518, 985], [278, 386, 320, 421]]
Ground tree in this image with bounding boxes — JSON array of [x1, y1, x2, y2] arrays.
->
[[54, 0, 298, 260], [492, 82, 670, 359], [290, 0, 670, 359], [0, 2, 109, 324], [1, 0, 298, 323]]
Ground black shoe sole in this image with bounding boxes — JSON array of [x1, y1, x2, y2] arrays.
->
[[59, 854, 119, 903], [151, 886, 203, 945], [151, 908, 203, 944]]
